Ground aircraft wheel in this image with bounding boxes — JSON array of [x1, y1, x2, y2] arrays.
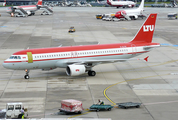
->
[[24, 75, 30, 79], [88, 71, 96, 76]]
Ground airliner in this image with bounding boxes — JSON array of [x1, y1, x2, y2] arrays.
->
[[115, 0, 145, 20], [3, 13, 160, 79], [6, 0, 42, 16], [107, 0, 136, 8]]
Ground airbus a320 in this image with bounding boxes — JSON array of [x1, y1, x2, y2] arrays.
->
[[3, 13, 160, 79]]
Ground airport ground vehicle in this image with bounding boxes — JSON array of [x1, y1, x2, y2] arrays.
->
[[89, 104, 114, 111], [103, 17, 113, 21], [68, 27, 75, 32], [0, 109, 6, 118], [96, 14, 103, 19], [151, 3, 167, 7], [6, 103, 28, 119], [59, 99, 83, 114], [112, 17, 120, 21], [168, 13, 177, 19], [117, 102, 141, 109]]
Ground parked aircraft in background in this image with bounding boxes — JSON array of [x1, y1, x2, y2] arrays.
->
[[107, 0, 136, 8], [6, 0, 43, 16], [3, 13, 159, 79], [0, 0, 6, 6], [115, 0, 145, 20]]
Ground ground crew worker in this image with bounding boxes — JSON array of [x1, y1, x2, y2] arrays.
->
[[97, 99, 104, 105], [21, 108, 24, 119]]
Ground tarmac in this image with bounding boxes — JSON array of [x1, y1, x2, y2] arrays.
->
[[0, 7, 178, 120]]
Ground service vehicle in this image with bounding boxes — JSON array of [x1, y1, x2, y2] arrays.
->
[[112, 17, 120, 21], [59, 99, 84, 114], [89, 104, 113, 112], [168, 13, 177, 19], [102, 13, 115, 20], [105, 17, 113, 21], [117, 102, 141, 109], [96, 14, 103, 19], [151, 3, 167, 7], [6, 102, 28, 119], [0, 109, 6, 118], [68, 27, 75, 33]]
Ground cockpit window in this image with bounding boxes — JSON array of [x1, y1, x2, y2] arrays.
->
[[9, 56, 21, 59]]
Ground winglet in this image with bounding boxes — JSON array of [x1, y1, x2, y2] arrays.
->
[[144, 56, 149, 62], [130, 13, 157, 44]]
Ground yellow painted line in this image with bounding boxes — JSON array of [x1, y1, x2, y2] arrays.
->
[[68, 111, 91, 119], [68, 33, 78, 37], [103, 74, 169, 106]]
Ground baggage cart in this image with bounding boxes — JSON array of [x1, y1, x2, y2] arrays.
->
[[117, 102, 141, 109], [168, 13, 177, 19], [59, 99, 83, 114], [89, 104, 113, 112]]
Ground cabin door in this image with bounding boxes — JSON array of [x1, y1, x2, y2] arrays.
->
[[27, 52, 33, 63]]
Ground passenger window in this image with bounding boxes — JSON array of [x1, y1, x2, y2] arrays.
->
[[14, 56, 17, 59], [18, 56, 21, 59]]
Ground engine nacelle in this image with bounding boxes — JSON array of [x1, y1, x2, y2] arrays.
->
[[128, 4, 132, 8], [26, 11, 31, 15], [66, 65, 86, 76], [134, 15, 138, 19]]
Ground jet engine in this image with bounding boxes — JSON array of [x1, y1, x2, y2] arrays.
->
[[26, 11, 31, 15], [128, 4, 132, 8], [134, 15, 138, 19], [66, 65, 86, 76]]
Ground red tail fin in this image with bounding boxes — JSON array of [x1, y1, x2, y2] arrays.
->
[[130, 13, 157, 43], [37, 0, 42, 5]]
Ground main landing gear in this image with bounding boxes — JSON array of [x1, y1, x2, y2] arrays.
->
[[88, 70, 96, 76], [24, 69, 30, 79]]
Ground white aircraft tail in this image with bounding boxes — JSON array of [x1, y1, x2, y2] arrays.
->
[[138, 0, 144, 10], [3, 0, 6, 6]]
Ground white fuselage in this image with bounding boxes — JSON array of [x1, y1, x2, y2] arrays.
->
[[3, 45, 159, 70]]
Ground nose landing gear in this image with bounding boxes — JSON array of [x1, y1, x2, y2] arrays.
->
[[24, 69, 30, 79]]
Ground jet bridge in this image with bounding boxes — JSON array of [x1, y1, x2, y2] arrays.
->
[[40, 6, 53, 15]]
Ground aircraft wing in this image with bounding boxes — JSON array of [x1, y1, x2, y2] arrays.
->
[[66, 56, 148, 65]]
